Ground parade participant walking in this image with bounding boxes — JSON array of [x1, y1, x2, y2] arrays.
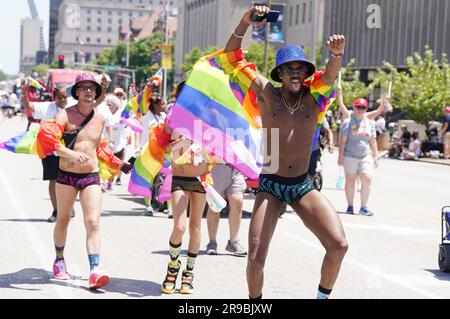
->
[[160, 82, 212, 295], [104, 94, 127, 189], [37, 73, 131, 289], [338, 98, 379, 216], [222, 5, 348, 299], [21, 83, 77, 222], [205, 162, 247, 257], [439, 106, 450, 159]]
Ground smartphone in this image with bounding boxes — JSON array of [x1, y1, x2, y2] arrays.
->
[[127, 156, 136, 166], [251, 10, 280, 23]]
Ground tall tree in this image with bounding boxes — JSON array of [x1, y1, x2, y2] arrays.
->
[[376, 45, 450, 127]]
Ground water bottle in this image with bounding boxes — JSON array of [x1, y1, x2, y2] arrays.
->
[[336, 167, 345, 189]]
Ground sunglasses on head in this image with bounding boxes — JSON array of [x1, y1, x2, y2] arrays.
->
[[281, 65, 309, 75]]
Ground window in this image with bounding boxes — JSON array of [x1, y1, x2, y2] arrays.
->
[[295, 5, 299, 25], [289, 6, 293, 26], [97, 26, 102, 32], [97, 38, 101, 43], [309, 1, 312, 22], [302, 2, 306, 24]]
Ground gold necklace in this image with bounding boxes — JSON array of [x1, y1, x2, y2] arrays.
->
[[281, 88, 304, 115]]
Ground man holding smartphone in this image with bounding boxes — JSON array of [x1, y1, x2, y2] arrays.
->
[[222, 5, 348, 299]]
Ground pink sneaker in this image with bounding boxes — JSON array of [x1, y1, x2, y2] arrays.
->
[[89, 270, 110, 290], [53, 259, 71, 280]]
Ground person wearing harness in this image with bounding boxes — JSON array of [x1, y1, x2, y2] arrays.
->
[[39, 73, 132, 290]]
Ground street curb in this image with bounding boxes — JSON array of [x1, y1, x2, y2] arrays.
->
[[418, 159, 450, 166]]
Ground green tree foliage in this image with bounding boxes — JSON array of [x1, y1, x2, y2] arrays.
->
[[336, 59, 378, 108], [181, 46, 219, 73], [0, 70, 6, 81], [31, 64, 49, 77], [93, 32, 170, 89], [376, 45, 450, 126]]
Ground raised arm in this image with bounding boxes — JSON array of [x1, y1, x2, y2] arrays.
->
[[367, 95, 389, 120], [224, 5, 270, 96], [94, 75, 111, 107], [321, 35, 346, 86], [20, 80, 35, 113], [336, 84, 351, 120]]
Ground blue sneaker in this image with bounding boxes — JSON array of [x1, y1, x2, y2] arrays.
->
[[359, 207, 374, 216], [346, 206, 354, 214]]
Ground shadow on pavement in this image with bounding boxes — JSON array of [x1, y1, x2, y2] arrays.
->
[[424, 269, 450, 282], [151, 250, 207, 257], [0, 268, 163, 297], [0, 218, 48, 223]]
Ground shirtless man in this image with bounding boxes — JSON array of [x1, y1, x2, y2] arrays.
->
[[225, 6, 348, 299], [47, 73, 131, 289]]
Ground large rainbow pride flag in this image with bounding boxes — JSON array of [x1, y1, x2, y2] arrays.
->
[[0, 122, 123, 177], [167, 49, 263, 180], [167, 48, 336, 180]]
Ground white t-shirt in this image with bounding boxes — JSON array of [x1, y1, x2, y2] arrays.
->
[[106, 109, 128, 153], [140, 111, 166, 147], [96, 102, 114, 139], [32, 99, 77, 120], [408, 139, 421, 157]]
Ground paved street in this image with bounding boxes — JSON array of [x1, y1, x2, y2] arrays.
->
[[1, 116, 450, 299]]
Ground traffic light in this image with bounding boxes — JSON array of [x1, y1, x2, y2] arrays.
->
[[58, 55, 65, 69]]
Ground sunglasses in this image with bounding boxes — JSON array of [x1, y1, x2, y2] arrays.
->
[[77, 86, 97, 91], [355, 105, 368, 110], [281, 65, 309, 75]]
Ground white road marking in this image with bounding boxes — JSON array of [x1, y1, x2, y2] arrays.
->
[[279, 226, 443, 299], [0, 167, 75, 299]]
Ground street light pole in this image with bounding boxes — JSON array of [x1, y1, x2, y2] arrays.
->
[[163, 4, 169, 100], [126, 18, 132, 91], [263, 0, 272, 77]]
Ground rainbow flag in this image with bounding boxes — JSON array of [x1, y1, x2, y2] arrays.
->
[[306, 71, 337, 150], [27, 77, 45, 91], [97, 139, 123, 179], [167, 49, 263, 180], [128, 123, 172, 197], [121, 68, 164, 120], [0, 128, 39, 155], [167, 49, 336, 179]]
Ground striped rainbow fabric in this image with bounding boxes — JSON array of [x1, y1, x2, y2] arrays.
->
[[167, 49, 336, 179], [121, 69, 164, 120], [128, 123, 172, 197], [306, 71, 337, 149], [1, 123, 124, 177], [28, 77, 45, 91], [0, 128, 39, 155], [167, 49, 263, 180]]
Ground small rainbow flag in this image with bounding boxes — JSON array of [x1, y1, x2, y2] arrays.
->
[[27, 77, 45, 91], [128, 123, 172, 198], [0, 128, 39, 155]]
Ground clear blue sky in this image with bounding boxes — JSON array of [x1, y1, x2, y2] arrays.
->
[[0, 0, 49, 75]]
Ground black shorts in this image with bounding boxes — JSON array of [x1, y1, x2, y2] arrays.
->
[[171, 176, 206, 194], [41, 156, 60, 181], [114, 149, 125, 160], [308, 149, 322, 177]]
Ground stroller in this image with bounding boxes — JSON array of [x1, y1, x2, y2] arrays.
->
[[438, 206, 450, 272]]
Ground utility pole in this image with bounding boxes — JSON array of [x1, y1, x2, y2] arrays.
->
[[163, 2, 169, 100], [263, 0, 272, 77], [126, 18, 132, 91]]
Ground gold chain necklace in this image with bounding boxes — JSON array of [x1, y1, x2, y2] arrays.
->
[[281, 88, 304, 115]]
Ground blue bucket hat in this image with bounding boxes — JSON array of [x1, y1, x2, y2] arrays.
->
[[270, 45, 316, 82]]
